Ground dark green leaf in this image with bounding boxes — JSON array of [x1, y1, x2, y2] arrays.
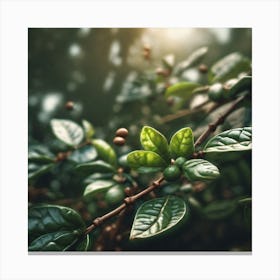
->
[[165, 82, 200, 100], [130, 196, 187, 239], [28, 146, 55, 163], [203, 200, 237, 220], [68, 145, 97, 163], [204, 127, 252, 153], [169, 127, 194, 159], [209, 52, 251, 83], [140, 126, 169, 161], [83, 180, 116, 201], [28, 162, 54, 180], [92, 139, 117, 167], [82, 119, 95, 140], [228, 76, 252, 99], [174, 46, 208, 74], [28, 205, 85, 251], [76, 234, 91, 251], [127, 150, 167, 170], [183, 159, 220, 181], [51, 119, 84, 146], [75, 160, 115, 175]]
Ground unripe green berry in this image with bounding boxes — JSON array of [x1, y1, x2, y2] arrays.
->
[[175, 157, 187, 168], [104, 185, 125, 205], [163, 165, 181, 182], [208, 83, 224, 102]]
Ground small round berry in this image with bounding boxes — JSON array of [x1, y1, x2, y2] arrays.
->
[[175, 157, 187, 168], [163, 165, 181, 182], [113, 136, 126, 146], [105, 185, 125, 205], [198, 64, 208, 73], [65, 101, 74, 110], [208, 83, 224, 102], [115, 128, 128, 138]]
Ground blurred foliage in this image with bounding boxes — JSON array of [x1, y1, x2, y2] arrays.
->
[[28, 28, 252, 251]]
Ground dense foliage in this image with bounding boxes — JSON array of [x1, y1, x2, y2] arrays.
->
[[28, 28, 252, 251]]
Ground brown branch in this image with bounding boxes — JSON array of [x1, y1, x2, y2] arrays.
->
[[160, 99, 211, 123], [84, 176, 165, 235], [194, 96, 245, 147]]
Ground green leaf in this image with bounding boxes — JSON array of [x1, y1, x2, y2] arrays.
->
[[92, 139, 117, 167], [68, 145, 97, 163], [127, 150, 167, 170], [82, 119, 95, 140], [28, 146, 55, 163], [169, 127, 194, 159], [75, 160, 115, 175], [51, 119, 84, 146], [228, 76, 252, 99], [174, 46, 208, 74], [76, 234, 91, 251], [209, 52, 251, 83], [130, 196, 187, 239], [204, 127, 252, 153], [28, 162, 54, 180], [165, 82, 200, 100], [140, 126, 169, 161], [162, 54, 175, 69], [28, 205, 85, 251], [183, 159, 220, 181], [203, 200, 237, 220], [83, 180, 116, 201]]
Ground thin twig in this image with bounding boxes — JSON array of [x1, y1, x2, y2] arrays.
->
[[194, 96, 245, 147], [84, 176, 165, 235]]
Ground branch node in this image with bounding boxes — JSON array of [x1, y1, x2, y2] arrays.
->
[[152, 181, 160, 187], [93, 218, 101, 227], [123, 197, 134, 205]]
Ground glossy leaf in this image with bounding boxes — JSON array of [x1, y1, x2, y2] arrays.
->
[[204, 127, 252, 153], [169, 127, 194, 159], [68, 145, 97, 163], [83, 180, 116, 201], [92, 139, 117, 167], [76, 234, 91, 251], [140, 126, 169, 161], [228, 76, 252, 99], [203, 200, 237, 220], [174, 46, 208, 74], [28, 146, 55, 163], [28, 162, 54, 180], [165, 82, 200, 100], [209, 52, 251, 83], [75, 160, 115, 175], [130, 196, 187, 239], [127, 150, 167, 170], [183, 159, 220, 181], [82, 119, 95, 140], [28, 205, 85, 251], [51, 119, 84, 146]]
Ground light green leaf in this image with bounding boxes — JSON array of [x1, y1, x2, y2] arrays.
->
[[174, 46, 208, 74], [183, 159, 220, 181], [130, 196, 187, 239], [82, 119, 95, 140], [28, 205, 85, 251], [204, 127, 252, 153], [83, 180, 116, 201], [203, 200, 237, 220], [68, 145, 97, 163], [75, 160, 115, 175], [127, 150, 167, 170], [140, 126, 169, 161], [28, 162, 54, 180], [165, 82, 200, 100], [51, 119, 84, 146], [169, 127, 194, 159], [209, 52, 251, 83], [92, 139, 117, 167]]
